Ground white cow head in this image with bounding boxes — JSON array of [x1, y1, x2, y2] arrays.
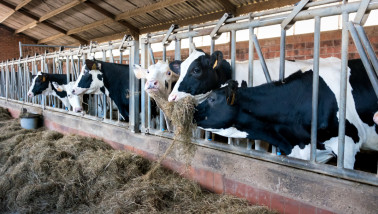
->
[[133, 60, 181, 99]]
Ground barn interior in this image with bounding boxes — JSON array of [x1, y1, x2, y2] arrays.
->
[[0, 0, 377, 213]]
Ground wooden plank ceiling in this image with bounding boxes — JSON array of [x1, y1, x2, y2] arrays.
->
[[0, 0, 298, 46]]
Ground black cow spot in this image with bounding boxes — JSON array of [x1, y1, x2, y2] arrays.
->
[[100, 86, 105, 94], [97, 74, 103, 81], [77, 72, 93, 89]]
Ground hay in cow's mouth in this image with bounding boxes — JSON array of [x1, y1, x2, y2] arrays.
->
[[146, 95, 197, 174], [0, 107, 276, 214]]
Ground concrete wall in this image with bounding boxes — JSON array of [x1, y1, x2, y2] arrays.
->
[[1, 99, 377, 214]]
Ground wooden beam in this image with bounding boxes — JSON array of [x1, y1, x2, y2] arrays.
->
[[236, 0, 298, 16], [218, 0, 236, 15], [115, 0, 187, 21], [0, 0, 88, 44], [38, 33, 65, 44], [15, 0, 32, 11], [39, 0, 86, 22], [91, 31, 129, 44], [15, 20, 37, 33], [67, 18, 114, 35], [84, 1, 139, 37], [0, 0, 31, 23], [0, 9, 15, 23]]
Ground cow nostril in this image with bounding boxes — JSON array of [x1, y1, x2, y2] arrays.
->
[[154, 81, 158, 85], [72, 89, 75, 94]]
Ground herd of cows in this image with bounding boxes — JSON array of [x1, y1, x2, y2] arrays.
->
[[26, 49, 378, 170]]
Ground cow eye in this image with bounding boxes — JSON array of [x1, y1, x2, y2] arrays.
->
[[193, 68, 200, 74], [208, 97, 215, 103], [147, 70, 149, 74], [167, 71, 171, 75]]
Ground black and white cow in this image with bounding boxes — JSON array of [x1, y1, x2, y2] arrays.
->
[[27, 72, 83, 112], [193, 58, 378, 169], [72, 60, 130, 121]]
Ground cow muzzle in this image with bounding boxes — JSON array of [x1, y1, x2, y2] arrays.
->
[[74, 107, 83, 113], [145, 80, 158, 91]]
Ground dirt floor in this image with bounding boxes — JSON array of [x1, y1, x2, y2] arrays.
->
[[0, 107, 277, 214]]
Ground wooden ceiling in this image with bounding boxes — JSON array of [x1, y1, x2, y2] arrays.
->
[[0, 0, 298, 46]]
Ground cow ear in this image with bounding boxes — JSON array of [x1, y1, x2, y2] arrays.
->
[[85, 59, 95, 70], [41, 73, 48, 82], [225, 80, 238, 106], [210, 51, 223, 69], [169, 60, 181, 75], [133, 64, 147, 79], [52, 82, 63, 92]]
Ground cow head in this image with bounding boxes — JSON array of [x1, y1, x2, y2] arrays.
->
[[52, 82, 83, 113], [134, 60, 181, 99], [168, 50, 231, 102], [194, 80, 239, 129], [27, 72, 50, 97], [72, 59, 104, 95]]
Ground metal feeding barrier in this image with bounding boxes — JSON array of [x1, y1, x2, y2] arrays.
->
[[0, 0, 377, 186], [140, 0, 378, 186]]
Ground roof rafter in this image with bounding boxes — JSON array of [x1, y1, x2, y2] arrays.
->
[[14, 0, 86, 34], [0, 0, 32, 23], [0, 0, 88, 44], [236, 0, 298, 16], [115, 0, 188, 21]]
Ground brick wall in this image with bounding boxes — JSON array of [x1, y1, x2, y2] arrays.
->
[[0, 25, 55, 62], [150, 25, 378, 62]]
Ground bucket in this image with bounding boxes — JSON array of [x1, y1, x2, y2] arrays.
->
[[20, 113, 40, 129]]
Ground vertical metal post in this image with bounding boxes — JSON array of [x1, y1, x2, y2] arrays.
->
[[66, 55, 70, 110], [118, 51, 123, 122], [175, 39, 181, 60], [5, 61, 9, 100], [109, 50, 114, 120], [337, 7, 349, 169], [102, 49, 107, 120], [188, 26, 193, 54], [311, 16, 321, 162], [228, 29, 237, 145], [129, 40, 140, 132], [279, 29, 286, 81], [210, 39, 215, 54], [19, 42, 23, 58], [141, 40, 148, 132], [160, 44, 167, 131]]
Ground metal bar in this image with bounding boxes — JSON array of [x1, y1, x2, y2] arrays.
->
[[279, 29, 286, 81], [354, 0, 371, 24], [21, 44, 78, 48], [210, 13, 230, 38], [252, 34, 272, 83], [109, 49, 114, 121], [228, 29, 237, 146], [118, 52, 123, 122], [65, 56, 70, 110], [354, 25, 378, 75], [141, 42, 148, 132], [188, 26, 194, 54], [175, 39, 181, 60], [210, 39, 215, 55], [281, 0, 311, 30], [129, 40, 140, 132], [348, 22, 378, 97], [102, 49, 107, 120], [337, 9, 349, 169], [5, 61, 9, 100], [19, 41, 23, 58], [148, 44, 155, 65], [311, 16, 321, 163], [162, 24, 177, 45]]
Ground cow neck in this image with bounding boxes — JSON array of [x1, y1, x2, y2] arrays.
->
[[48, 74, 70, 85]]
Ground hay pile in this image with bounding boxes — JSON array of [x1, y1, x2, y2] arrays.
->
[[0, 107, 276, 214]]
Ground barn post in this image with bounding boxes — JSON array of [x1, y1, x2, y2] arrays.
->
[[108, 43, 114, 121], [147, 43, 153, 130], [311, 16, 321, 162], [140, 37, 148, 133], [129, 39, 140, 133], [5, 61, 9, 100], [337, 0, 349, 169], [248, 14, 255, 150], [102, 49, 107, 120], [66, 55, 71, 111]]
